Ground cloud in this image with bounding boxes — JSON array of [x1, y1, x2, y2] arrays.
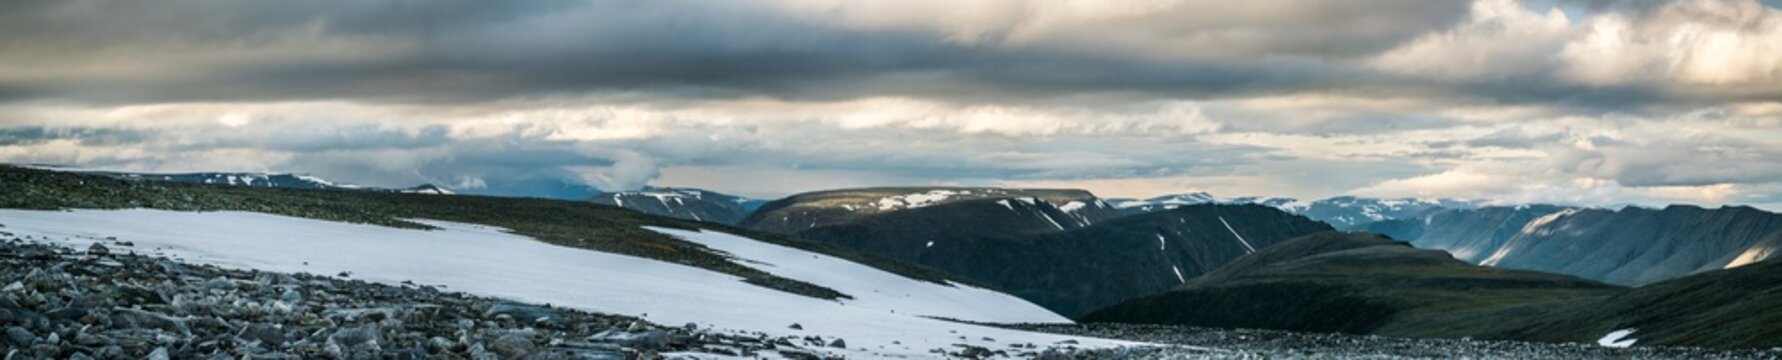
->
[[0, 0, 1778, 210]]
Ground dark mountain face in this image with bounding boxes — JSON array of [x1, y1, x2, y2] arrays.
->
[[753, 201, 1332, 317], [587, 187, 757, 225], [1396, 205, 1782, 285], [740, 187, 1122, 235], [1081, 232, 1621, 334]]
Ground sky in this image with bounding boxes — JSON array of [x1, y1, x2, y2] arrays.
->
[[1, 0, 1780, 210]]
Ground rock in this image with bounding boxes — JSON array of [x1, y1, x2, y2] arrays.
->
[[787, 323, 803, 330], [490, 333, 536, 358], [43, 307, 88, 322], [280, 289, 303, 304], [238, 323, 285, 346], [485, 302, 560, 325], [203, 276, 235, 290], [329, 325, 382, 352], [86, 243, 110, 257], [588, 329, 669, 350], [5, 326, 34, 346], [112, 309, 190, 336], [827, 338, 846, 348]]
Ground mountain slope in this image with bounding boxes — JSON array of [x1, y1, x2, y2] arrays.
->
[[1511, 256, 1782, 348], [740, 187, 1122, 234], [1365, 204, 1575, 262], [1402, 205, 1782, 285], [762, 201, 1332, 317], [587, 187, 758, 225], [1081, 232, 1621, 334]]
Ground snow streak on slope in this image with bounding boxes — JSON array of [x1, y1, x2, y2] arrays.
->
[[1218, 216, 1257, 253], [0, 209, 1136, 358]]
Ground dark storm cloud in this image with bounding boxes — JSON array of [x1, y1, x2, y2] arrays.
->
[[0, 126, 151, 146], [0, 0, 1531, 106]]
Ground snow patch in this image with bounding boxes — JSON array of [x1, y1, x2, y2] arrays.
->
[[1724, 245, 1776, 269], [1597, 329, 1636, 348], [0, 209, 1136, 358], [874, 190, 965, 211]]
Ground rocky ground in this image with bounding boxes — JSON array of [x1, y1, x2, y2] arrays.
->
[[1010, 323, 1782, 359], [0, 234, 882, 359], [13, 227, 1782, 360]]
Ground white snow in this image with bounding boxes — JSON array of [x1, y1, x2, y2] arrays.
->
[[1156, 234, 1167, 250], [294, 174, 338, 186], [1171, 266, 1185, 283], [925, 241, 935, 248], [1058, 201, 1087, 213], [874, 190, 964, 211], [1037, 212, 1065, 231], [0, 209, 1139, 358], [995, 199, 1015, 212], [1725, 245, 1776, 269], [1217, 216, 1257, 253], [1597, 329, 1636, 348]]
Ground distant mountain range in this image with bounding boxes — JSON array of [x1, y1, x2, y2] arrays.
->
[[64, 168, 1782, 289], [586, 187, 765, 225], [1109, 193, 1482, 228], [85, 171, 455, 195], [1375, 204, 1782, 285]]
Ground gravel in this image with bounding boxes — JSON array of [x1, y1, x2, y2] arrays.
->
[[0, 236, 846, 359], [1006, 323, 1782, 359]]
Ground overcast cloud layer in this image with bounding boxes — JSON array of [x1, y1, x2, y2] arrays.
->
[[2, 0, 1780, 209]]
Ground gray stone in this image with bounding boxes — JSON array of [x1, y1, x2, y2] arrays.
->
[[86, 243, 110, 257], [485, 302, 560, 325], [588, 329, 669, 350], [238, 323, 285, 347], [5, 326, 34, 346]]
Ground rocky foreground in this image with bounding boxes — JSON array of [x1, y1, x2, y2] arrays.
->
[[0, 234, 882, 359], [1010, 323, 1782, 359]]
